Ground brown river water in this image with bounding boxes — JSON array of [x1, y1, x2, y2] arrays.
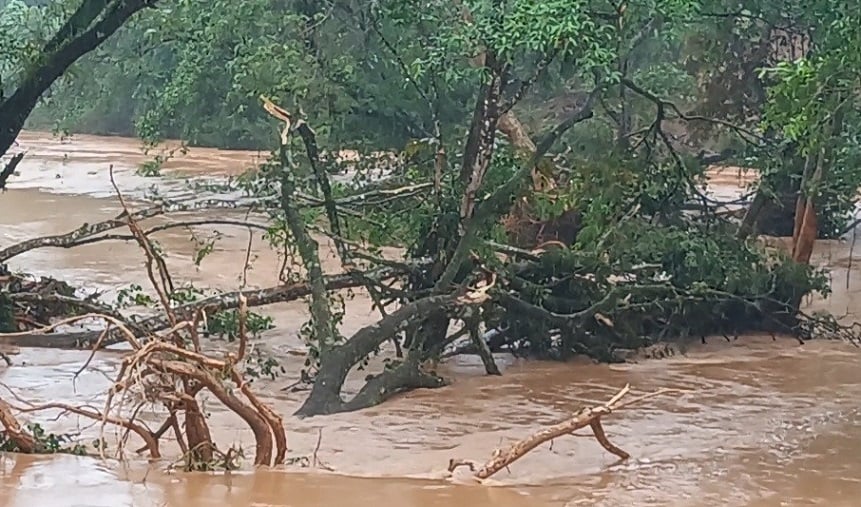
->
[[1, 132, 861, 506]]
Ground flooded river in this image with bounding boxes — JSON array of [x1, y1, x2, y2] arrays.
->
[[1, 132, 860, 506]]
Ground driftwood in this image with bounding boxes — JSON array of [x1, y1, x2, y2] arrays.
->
[[447, 384, 679, 481]]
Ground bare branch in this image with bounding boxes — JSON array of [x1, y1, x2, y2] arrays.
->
[[0, 200, 251, 263], [448, 385, 682, 480], [620, 77, 767, 143]]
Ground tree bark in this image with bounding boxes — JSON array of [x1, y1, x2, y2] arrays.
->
[[151, 359, 275, 466], [295, 294, 464, 417], [0, 265, 414, 349], [792, 150, 825, 265], [0, 396, 37, 453], [737, 190, 768, 240]]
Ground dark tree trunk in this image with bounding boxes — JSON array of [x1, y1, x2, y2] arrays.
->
[[756, 177, 800, 237], [0, 293, 15, 333], [295, 295, 462, 417], [0, 0, 159, 180]]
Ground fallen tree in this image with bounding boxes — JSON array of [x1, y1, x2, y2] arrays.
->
[[0, 184, 431, 350], [0, 264, 419, 350], [247, 33, 859, 415], [1, 0, 858, 435]]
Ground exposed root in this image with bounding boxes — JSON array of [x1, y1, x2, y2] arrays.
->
[[447, 384, 681, 480]]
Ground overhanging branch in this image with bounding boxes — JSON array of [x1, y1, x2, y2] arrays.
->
[[0, 0, 161, 172]]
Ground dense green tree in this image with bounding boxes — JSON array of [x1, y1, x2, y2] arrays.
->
[[0, 0, 163, 188], [1, 0, 859, 419]]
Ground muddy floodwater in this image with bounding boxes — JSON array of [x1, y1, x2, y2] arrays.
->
[[1, 132, 861, 506]]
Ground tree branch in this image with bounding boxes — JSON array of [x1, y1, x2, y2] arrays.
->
[[448, 384, 681, 480], [0, 264, 422, 349], [435, 87, 601, 291], [0, 152, 24, 190], [0, 200, 250, 263], [0, 0, 160, 169], [619, 77, 766, 144]]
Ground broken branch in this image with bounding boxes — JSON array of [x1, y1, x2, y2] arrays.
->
[[447, 384, 680, 480]]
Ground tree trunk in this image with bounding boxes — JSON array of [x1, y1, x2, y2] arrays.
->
[[0, 0, 158, 169], [296, 295, 463, 417], [0, 293, 15, 333], [792, 150, 825, 265]]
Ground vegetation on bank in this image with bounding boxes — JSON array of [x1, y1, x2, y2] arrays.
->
[[0, 0, 860, 466]]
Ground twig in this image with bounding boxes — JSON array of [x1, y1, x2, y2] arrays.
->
[[109, 166, 177, 327]]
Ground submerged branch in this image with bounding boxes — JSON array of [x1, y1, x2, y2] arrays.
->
[[12, 401, 161, 458], [447, 384, 680, 481], [0, 200, 252, 263], [0, 264, 419, 349]]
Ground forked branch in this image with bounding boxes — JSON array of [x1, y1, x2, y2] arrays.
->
[[447, 384, 680, 480]]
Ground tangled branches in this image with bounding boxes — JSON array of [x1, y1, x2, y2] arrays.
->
[[0, 171, 287, 469]]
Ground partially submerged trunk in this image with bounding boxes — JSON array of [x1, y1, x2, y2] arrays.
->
[[295, 295, 465, 417]]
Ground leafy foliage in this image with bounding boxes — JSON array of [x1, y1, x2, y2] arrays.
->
[[500, 234, 826, 360], [4, 0, 859, 374], [0, 422, 88, 455]]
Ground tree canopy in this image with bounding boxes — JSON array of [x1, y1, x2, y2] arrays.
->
[[1, 0, 860, 424]]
